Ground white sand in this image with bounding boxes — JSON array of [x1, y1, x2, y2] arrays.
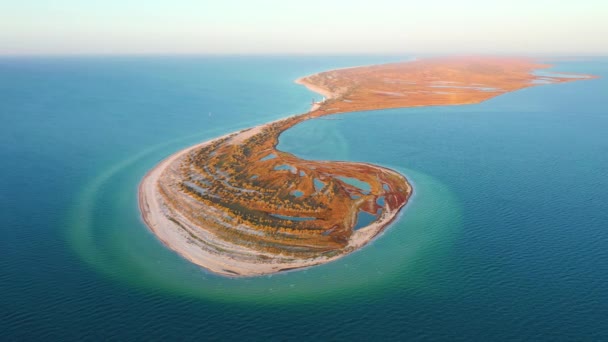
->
[[138, 123, 410, 277], [138, 72, 411, 277]]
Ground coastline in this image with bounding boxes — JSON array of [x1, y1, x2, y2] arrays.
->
[[138, 57, 594, 278], [295, 76, 337, 100], [139, 120, 411, 277]]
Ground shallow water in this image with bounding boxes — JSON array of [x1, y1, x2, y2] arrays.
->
[[313, 178, 325, 192], [353, 210, 378, 230], [1, 56, 607, 340], [336, 176, 371, 193]]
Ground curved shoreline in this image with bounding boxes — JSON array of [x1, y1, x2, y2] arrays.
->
[[139, 57, 594, 278], [139, 119, 410, 277]]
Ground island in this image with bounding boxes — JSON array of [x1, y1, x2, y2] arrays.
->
[[139, 57, 595, 277]]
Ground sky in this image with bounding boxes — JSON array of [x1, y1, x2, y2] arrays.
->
[[1, 0, 607, 55]]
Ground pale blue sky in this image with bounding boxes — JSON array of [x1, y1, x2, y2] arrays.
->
[[1, 0, 606, 55]]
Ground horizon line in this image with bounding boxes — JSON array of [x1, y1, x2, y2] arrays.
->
[[1, 52, 607, 58]]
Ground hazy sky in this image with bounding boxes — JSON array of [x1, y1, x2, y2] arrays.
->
[[1, 0, 607, 55]]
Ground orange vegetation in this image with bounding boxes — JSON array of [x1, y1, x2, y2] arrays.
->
[[300, 56, 595, 116], [143, 57, 595, 276]]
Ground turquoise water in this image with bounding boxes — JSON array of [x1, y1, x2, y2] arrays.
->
[[274, 164, 295, 172], [377, 196, 385, 206], [336, 176, 371, 194], [353, 210, 378, 230], [260, 153, 276, 161], [1, 56, 607, 340], [313, 178, 325, 192]]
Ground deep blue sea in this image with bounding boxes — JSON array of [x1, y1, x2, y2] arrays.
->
[[1, 56, 607, 341]]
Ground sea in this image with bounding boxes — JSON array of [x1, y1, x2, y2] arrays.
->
[[1, 55, 607, 340]]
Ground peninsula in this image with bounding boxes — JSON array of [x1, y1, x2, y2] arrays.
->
[[139, 57, 594, 277]]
